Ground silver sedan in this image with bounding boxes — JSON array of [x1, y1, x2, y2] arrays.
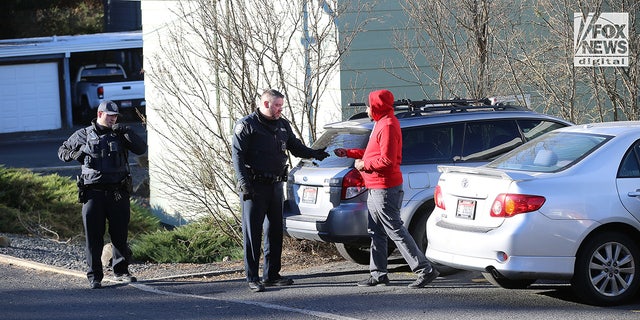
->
[[426, 121, 640, 306]]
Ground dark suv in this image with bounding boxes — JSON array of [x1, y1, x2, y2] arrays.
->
[[283, 98, 572, 266]]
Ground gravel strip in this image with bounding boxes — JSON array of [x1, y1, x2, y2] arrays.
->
[[0, 233, 86, 270], [0, 232, 344, 283], [0, 233, 244, 281]]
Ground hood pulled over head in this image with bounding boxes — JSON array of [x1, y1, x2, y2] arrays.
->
[[368, 89, 394, 121]]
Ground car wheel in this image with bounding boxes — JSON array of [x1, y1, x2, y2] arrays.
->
[[571, 232, 640, 306], [409, 209, 430, 253], [334, 243, 395, 265], [481, 272, 535, 289], [335, 243, 370, 264], [409, 206, 460, 276], [80, 98, 92, 123]]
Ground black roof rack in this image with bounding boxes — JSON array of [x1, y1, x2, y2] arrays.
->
[[347, 98, 527, 120]]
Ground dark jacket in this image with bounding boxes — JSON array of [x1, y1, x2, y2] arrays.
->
[[232, 110, 317, 189], [58, 120, 146, 185]]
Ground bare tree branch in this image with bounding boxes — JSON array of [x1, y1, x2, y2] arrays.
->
[[144, 0, 366, 243]]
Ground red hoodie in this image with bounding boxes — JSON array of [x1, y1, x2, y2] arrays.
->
[[344, 89, 403, 189]]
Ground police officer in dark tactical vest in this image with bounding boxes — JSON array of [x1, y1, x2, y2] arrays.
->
[[58, 100, 146, 289], [232, 89, 329, 292]]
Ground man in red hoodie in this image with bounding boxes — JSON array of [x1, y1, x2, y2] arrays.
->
[[334, 89, 439, 288]]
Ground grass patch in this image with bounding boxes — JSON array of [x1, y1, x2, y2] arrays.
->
[[0, 166, 244, 264], [0, 166, 84, 240], [131, 217, 243, 263], [0, 166, 160, 241]]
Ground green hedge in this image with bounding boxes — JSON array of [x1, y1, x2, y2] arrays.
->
[[131, 218, 243, 263]]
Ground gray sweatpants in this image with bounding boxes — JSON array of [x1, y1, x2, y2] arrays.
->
[[367, 185, 431, 279]]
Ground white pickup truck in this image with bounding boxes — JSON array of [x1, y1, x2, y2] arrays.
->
[[72, 63, 145, 122]]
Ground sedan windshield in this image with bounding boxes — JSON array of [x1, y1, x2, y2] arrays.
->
[[488, 131, 610, 172]]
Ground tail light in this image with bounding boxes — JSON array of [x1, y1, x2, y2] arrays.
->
[[97, 86, 104, 99], [341, 169, 366, 200], [491, 193, 545, 217], [434, 185, 445, 210]]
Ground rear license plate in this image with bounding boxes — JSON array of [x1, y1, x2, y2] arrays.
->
[[302, 187, 318, 204], [456, 199, 476, 219], [121, 100, 132, 107]]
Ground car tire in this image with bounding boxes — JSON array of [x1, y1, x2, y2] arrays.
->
[[334, 243, 395, 265], [79, 97, 92, 124], [409, 208, 430, 253], [481, 271, 535, 289], [72, 105, 82, 125], [335, 243, 370, 265], [571, 231, 640, 306]]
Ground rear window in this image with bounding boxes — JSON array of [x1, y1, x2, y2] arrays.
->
[[305, 129, 369, 168], [81, 67, 124, 77], [79, 67, 126, 82], [488, 131, 609, 172]]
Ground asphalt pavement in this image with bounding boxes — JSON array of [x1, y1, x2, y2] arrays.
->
[[3, 252, 640, 320]]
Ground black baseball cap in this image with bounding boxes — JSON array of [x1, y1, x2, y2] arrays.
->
[[98, 101, 120, 115]]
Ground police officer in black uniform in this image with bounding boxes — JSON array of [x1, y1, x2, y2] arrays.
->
[[58, 100, 146, 289], [232, 89, 329, 292]]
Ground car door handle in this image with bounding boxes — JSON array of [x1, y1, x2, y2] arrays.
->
[[627, 191, 640, 197]]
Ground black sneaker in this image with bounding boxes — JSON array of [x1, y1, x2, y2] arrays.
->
[[114, 273, 137, 283], [408, 268, 439, 288], [357, 275, 389, 287], [263, 277, 294, 287], [248, 281, 265, 292], [90, 281, 102, 289]]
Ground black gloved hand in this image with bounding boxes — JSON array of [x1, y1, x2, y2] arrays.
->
[[313, 147, 330, 161], [112, 123, 129, 134], [71, 150, 86, 163], [239, 184, 254, 201]]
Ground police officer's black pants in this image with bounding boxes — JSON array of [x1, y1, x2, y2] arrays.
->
[[241, 181, 284, 283], [82, 188, 131, 283]]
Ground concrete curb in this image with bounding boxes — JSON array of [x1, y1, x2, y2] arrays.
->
[[0, 253, 244, 283], [0, 253, 86, 279], [143, 268, 245, 281]]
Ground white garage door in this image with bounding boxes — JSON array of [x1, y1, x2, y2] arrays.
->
[[0, 63, 61, 134]]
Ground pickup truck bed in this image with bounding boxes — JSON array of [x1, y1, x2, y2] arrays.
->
[[72, 64, 145, 123]]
